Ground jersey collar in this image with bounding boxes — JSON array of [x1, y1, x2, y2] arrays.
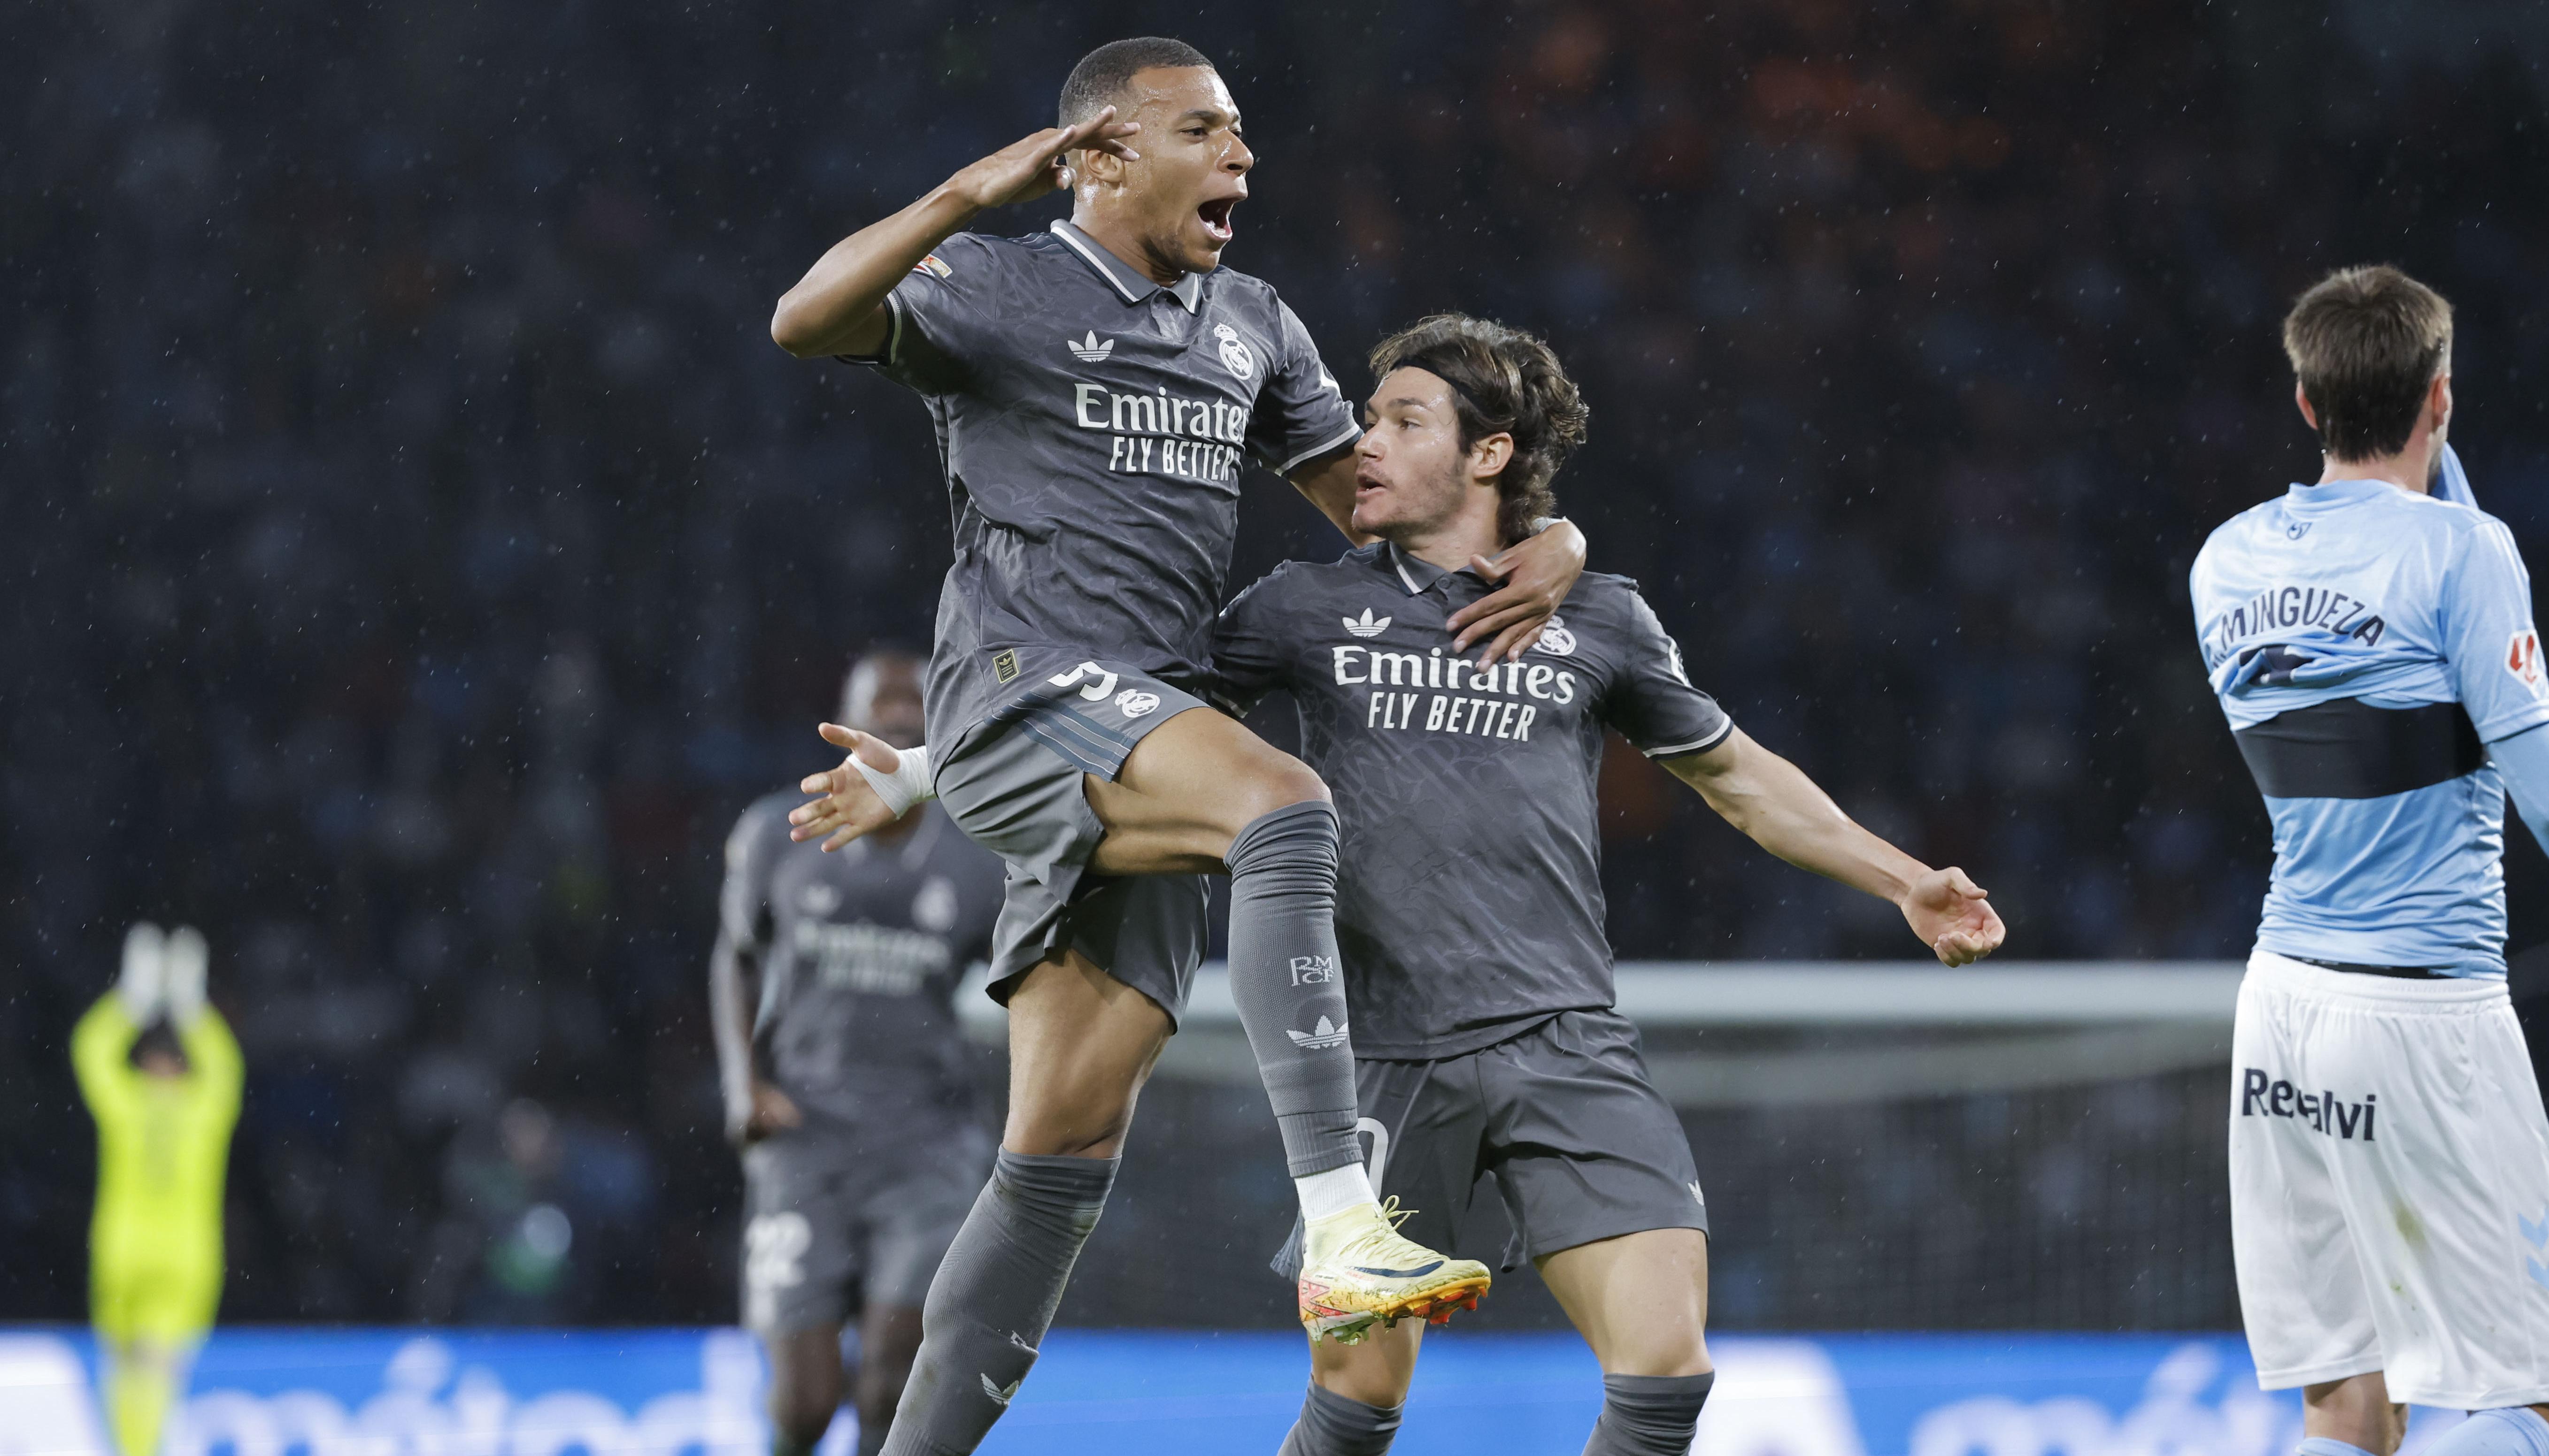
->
[[2288, 478, 2406, 507], [1374, 540, 1484, 597], [1050, 220, 1205, 313]]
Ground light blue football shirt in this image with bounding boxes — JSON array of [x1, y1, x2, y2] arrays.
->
[[2189, 467, 2549, 975]]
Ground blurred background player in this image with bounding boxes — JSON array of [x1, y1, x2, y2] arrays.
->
[[73, 923, 243, 1456], [712, 651, 1008, 1456], [1217, 315, 2005, 1456], [2192, 266, 2549, 1456], [771, 36, 1585, 1453]]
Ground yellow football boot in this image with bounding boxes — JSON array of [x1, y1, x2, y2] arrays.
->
[[1295, 1197, 1490, 1344]]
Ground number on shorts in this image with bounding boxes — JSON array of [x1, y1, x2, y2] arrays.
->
[[1047, 661, 1119, 702], [744, 1212, 811, 1291]]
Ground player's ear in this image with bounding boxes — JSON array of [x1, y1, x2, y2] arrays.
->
[[2293, 380, 2318, 435], [1078, 142, 1127, 189], [1470, 431, 1513, 484]]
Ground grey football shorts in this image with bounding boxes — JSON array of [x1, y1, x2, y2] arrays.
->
[[1271, 1007, 1708, 1281], [740, 1122, 993, 1332], [935, 659, 1213, 1025]]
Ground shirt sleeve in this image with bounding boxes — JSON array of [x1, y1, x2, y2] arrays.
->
[[833, 232, 1005, 396], [1603, 589, 1735, 758], [1245, 298, 1361, 475], [2441, 514, 2549, 743], [1210, 569, 1296, 716], [719, 803, 781, 957]]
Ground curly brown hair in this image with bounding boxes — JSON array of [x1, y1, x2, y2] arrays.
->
[[1368, 314, 1589, 545]]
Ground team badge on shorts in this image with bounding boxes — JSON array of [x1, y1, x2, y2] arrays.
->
[[2510, 628, 2544, 694], [1116, 689, 1161, 719], [993, 649, 1020, 684], [1214, 323, 1256, 380]]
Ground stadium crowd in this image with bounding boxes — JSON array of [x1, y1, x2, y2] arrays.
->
[[6, 0, 2548, 1328]]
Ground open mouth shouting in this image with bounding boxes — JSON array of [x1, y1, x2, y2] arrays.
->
[[1197, 196, 1238, 244]]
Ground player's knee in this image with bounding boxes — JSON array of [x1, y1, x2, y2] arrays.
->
[[1600, 1319, 1710, 1379], [1227, 755, 1331, 830], [1005, 1107, 1134, 1159], [1313, 1358, 1413, 1410]]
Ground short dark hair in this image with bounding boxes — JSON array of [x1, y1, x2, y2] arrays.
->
[[1369, 315, 1589, 544], [1059, 38, 1214, 127], [2282, 265, 2453, 461]]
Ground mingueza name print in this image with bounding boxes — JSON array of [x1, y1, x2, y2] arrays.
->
[[1073, 383, 1247, 484], [2240, 1069, 2378, 1141], [2202, 584, 2387, 670], [1332, 644, 1580, 741]]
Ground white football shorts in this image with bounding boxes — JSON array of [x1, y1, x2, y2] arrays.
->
[[2230, 950, 2549, 1408]]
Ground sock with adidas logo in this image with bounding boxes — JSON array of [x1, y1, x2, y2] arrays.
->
[[1226, 802, 1366, 1181]]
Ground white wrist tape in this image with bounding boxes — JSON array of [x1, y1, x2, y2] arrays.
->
[[852, 743, 935, 816]]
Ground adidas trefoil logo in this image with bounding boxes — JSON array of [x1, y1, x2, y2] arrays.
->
[[1068, 330, 1114, 363], [1342, 607, 1391, 637], [1287, 1015, 1349, 1050]]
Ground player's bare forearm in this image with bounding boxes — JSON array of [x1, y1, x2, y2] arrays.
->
[[772, 110, 1140, 359], [1288, 451, 1373, 545], [1665, 729, 2004, 964], [1448, 519, 1586, 663], [771, 187, 980, 358], [1665, 731, 1919, 897]]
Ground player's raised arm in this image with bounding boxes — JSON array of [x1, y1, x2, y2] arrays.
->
[[1662, 731, 2005, 966], [770, 109, 1141, 359]]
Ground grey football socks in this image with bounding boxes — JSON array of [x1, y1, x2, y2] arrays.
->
[[1225, 801, 1364, 1176], [876, 1150, 1117, 1456], [1583, 1371, 1716, 1456], [1278, 1383, 1404, 1456]]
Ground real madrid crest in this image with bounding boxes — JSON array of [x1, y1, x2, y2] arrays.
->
[[1213, 322, 1256, 380]]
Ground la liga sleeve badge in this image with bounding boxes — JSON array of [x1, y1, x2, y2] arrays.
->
[[2509, 628, 2544, 695]]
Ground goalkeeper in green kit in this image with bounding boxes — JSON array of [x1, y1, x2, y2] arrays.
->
[[73, 923, 242, 1456]]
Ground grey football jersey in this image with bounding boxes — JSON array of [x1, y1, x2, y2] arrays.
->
[[1214, 543, 1733, 1058], [842, 221, 1361, 755], [721, 796, 1006, 1128]]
